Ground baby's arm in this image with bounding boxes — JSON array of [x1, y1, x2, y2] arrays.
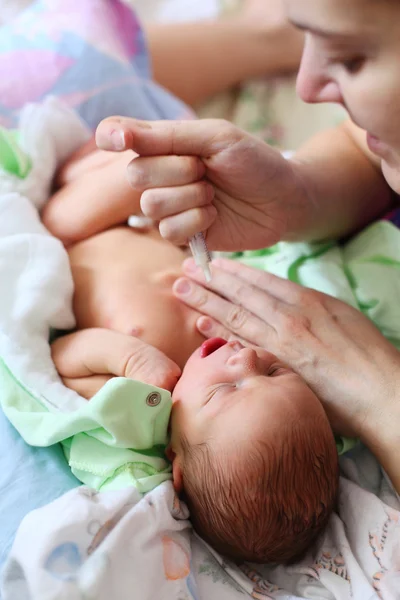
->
[[42, 143, 143, 245], [52, 328, 181, 398]]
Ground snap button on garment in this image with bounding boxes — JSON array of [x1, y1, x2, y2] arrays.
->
[[146, 392, 161, 407]]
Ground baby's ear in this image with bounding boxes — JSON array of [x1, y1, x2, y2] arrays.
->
[[165, 444, 174, 462], [166, 445, 183, 494]]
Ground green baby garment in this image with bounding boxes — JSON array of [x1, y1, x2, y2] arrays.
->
[[0, 362, 172, 493], [0, 127, 31, 178]]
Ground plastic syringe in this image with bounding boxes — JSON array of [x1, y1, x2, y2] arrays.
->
[[189, 232, 212, 282]]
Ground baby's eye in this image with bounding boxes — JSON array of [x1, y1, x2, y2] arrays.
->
[[268, 364, 287, 377], [210, 383, 237, 400], [207, 383, 236, 403]]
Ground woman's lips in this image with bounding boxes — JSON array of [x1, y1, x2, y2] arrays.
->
[[200, 337, 227, 358], [366, 132, 387, 157]]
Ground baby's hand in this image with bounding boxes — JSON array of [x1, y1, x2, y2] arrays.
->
[[122, 334, 181, 391], [43, 140, 142, 246], [52, 328, 181, 399]]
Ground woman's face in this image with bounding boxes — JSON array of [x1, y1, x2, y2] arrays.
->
[[287, 0, 400, 192]]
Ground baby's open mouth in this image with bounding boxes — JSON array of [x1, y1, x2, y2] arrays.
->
[[200, 337, 227, 358]]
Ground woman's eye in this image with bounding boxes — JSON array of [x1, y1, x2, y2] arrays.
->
[[342, 56, 365, 74]]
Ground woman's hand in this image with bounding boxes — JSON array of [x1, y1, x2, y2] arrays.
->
[[172, 258, 400, 443], [95, 117, 307, 251], [96, 117, 393, 248]]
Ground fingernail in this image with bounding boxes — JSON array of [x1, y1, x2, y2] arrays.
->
[[198, 317, 212, 333], [174, 278, 191, 295], [183, 258, 198, 273], [211, 257, 223, 268], [110, 129, 126, 151], [133, 119, 152, 129], [230, 340, 244, 352]]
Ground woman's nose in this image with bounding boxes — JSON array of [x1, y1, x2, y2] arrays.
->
[[296, 38, 343, 105]]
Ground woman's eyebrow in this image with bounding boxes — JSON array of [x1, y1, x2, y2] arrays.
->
[[289, 19, 358, 40]]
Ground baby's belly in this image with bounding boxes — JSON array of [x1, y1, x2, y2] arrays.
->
[[68, 227, 205, 368]]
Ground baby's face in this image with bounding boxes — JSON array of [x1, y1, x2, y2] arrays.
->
[[170, 338, 324, 451]]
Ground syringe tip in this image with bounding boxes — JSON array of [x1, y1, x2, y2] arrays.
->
[[189, 232, 212, 281], [202, 262, 212, 282]]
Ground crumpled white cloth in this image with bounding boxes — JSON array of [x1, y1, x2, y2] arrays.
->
[[1, 98, 400, 600], [0, 97, 91, 412]]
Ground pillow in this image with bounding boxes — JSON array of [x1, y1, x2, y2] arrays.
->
[[0, 405, 80, 570], [0, 0, 192, 129]]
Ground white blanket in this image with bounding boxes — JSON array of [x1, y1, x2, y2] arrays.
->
[[1, 99, 400, 600]]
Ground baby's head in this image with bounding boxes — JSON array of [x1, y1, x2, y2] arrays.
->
[[168, 338, 338, 564]]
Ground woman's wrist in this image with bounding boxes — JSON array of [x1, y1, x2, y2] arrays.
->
[[278, 158, 316, 241], [364, 425, 400, 495], [359, 371, 400, 441], [358, 381, 400, 494]]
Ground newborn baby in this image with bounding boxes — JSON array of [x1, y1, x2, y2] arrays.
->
[[45, 141, 339, 565]]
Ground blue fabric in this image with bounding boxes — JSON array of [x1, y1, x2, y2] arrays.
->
[[0, 0, 193, 130], [0, 406, 79, 572]]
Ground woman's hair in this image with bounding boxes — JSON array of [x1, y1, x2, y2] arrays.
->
[[181, 413, 339, 564]]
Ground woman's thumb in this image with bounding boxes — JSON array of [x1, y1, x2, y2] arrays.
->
[[96, 116, 241, 159]]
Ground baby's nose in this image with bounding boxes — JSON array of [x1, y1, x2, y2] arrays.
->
[[227, 347, 260, 372]]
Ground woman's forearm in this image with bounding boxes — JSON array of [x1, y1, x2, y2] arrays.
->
[[145, 18, 303, 106], [287, 121, 394, 242]]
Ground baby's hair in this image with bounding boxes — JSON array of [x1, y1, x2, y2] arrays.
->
[[181, 413, 338, 564]]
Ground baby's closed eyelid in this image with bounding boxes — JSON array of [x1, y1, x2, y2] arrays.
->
[[207, 382, 237, 403], [268, 364, 293, 378]]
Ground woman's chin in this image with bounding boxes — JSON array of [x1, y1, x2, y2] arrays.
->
[[382, 159, 400, 195]]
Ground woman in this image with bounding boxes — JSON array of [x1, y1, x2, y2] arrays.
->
[[97, 0, 400, 493]]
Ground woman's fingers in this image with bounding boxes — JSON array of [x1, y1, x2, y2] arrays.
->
[[179, 258, 288, 324], [172, 275, 276, 347], [209, 257, 307, 303], [127, 155, 206, 191], [140, 181, 214, 221], [196, 316, 250, 346], [159, 205, 217, 244], [96, 116, 242, 158]]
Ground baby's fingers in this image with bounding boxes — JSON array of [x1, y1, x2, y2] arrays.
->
[[62, 375, 112, 400], [124, 348, 181, 392], [145, 368, 181, 393]]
